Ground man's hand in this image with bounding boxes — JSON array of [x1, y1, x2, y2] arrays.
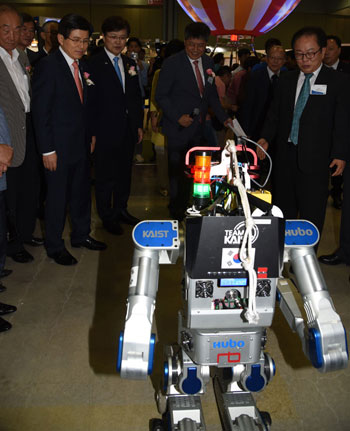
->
[[178, 114, 193, 128], [0, 162, 7, 177], [330, 159, 346, 176], [91, 136, 96, 154], [0, 144, 13, 167], [43, 153, 57, 171], [137, 128, 143, 144], [224, 118, 233, 128], [256, 138, 269, 160]]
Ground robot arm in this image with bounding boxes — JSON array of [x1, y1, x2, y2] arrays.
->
[[118, 221, 180, 380], [278, 220, 348, 372]]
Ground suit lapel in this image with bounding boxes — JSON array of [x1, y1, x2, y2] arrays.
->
[[56, 50, 84, 106], [79, 61, 88, 105], [102, 50, 124, 93], [183, 52, 202, 98], [0, 57, 25, 110]]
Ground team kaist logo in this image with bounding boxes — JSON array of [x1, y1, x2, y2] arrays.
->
[[224, 221, 259, 245]]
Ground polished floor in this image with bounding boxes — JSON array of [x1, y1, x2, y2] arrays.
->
[[0, 161, 349, 431]]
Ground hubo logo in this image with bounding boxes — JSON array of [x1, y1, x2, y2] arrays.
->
[[286, 227, 313, 236], [213, 339, 245, 349], [224, 221, 259, 245]]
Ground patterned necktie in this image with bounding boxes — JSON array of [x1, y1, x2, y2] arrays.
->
[[193, 60, 204, 97], [72, 60, 83, 103], [290, 73, 313, 145], [113, 56, 123, 87]]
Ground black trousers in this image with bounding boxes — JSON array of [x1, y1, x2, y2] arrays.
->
[[338, 165, 350, 263], [94, 128, 135, 223], [272, 143, 329, 238], [0, 191, 6, 272], [44, 156, 91, 254], [5, 114, 40, 255]]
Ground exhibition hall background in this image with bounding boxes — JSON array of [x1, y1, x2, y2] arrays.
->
[[9, 0, 350, 49]]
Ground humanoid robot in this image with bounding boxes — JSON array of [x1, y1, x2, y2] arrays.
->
[[117, 138, 348, 430]]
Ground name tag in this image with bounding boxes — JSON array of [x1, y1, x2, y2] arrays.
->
[[311, 84, 327, 95]]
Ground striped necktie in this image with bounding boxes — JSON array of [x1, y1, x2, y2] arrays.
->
[[290, 73, 313, 145], [72, 60, 83, 103]]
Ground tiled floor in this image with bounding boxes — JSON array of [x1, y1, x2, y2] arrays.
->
[[0, 163, 349, 431]]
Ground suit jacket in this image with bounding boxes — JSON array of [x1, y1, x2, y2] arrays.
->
[[155, 50, 228, 143], [0, 49, 30, 167], [239, 67, 277, 140], [337, 60, 350, 74], [88, 50, 143, 149], [31, 49, 92, 163], [261, 65, 350, 174]]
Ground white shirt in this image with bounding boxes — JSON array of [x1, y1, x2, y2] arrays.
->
[[267, 66, 280, 80], [188, 56, 205, 93], [105, 47, 125, 92], [325, 58, 339, 70], [0, 47, 30, 113], [294, 63, 323, 105]]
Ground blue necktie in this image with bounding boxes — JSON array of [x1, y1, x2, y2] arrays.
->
[[290, 73, 313, 145], [113, 56, 123, 86]]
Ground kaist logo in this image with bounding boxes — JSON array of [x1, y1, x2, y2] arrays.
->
[[142, 230, 169, 238], [224, 221, 259, 245]]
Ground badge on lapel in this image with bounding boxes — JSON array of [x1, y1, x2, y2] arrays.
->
[[126, 64, 137, 77], [311, 84, 327, 95], [206, 68, 215, 85]]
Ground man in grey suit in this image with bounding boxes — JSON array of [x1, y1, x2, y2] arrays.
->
[[0, 4, 42, 263]]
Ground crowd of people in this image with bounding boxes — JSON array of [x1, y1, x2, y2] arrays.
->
[[0, 4, 349, 332]]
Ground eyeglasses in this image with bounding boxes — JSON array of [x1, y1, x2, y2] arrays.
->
[[295, 48, 321, 60], [67, 37, 90, 46], [106, 35, 127, 42]]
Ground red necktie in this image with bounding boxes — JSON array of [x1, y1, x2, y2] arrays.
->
[[72, 60, 83, 103], [193, 60, 204, 97]]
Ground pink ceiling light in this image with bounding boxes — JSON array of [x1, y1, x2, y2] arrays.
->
[[177, 0, 302, 36]]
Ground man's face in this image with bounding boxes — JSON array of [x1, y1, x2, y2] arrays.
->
[[127, 40, 140, 54], [266, 46, 286, 73], [184, 38, 206, 60], [103, 29, 128, 56], [19, 20, 35, 48], [294, 35, 325, 74], [41, 22, 58, 51], [58, 29, 89, 60], [324, 39, 341, 66], [0, 11, 21, 54]]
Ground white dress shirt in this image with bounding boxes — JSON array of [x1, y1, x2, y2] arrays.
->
[[188, 56, 205, 91], [105, 47, 125, 92], [294, 63, 323, 105], [0, 46, 30, 113]]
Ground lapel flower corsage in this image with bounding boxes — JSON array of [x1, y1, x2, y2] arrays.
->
[[25, 65, 32, 77], [206, 68, 215, 85], [83, 72, 95, 86], [127, 64, 137, 77]]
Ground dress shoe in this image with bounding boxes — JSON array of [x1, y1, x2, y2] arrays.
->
[[318, 252, 346, 266], [0, 317, 11, 332], [71, 236, 107, 251], [48, 248, 77, 266], [10, 248, 34, 263], [0, 282, 6, 293], [0, 269, 12, 278], [0, 302, 17, 316], [118, 210, 140, 226], [24, 237, 44, 247], [103, 220, 123, 235]]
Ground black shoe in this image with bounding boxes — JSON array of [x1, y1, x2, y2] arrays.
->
[[71, 236, 107, 251], [48, 248, 77, 266], [118, 210, 140, 226], [0, 269, 12, 278], [24, 237, 44, 247], [0, 282, 6, 293], [0, 302, 17, 316], [103, 220, 123, 235], [332, 195, 342, 209], [10, 248, 34, 263], [318, 252, 346, 266], [0, 317, 11, 332]]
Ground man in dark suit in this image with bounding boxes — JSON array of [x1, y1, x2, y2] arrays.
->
[[257, 27, 350, 239], [32, 13, 106, 266], [89, 16, 143, 235], [239, 45, 286, 141], [155, 22, 231, 220], [323, 35, 350, 209]]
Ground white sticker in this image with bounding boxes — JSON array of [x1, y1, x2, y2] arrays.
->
[[311, 84, 327, 95]]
